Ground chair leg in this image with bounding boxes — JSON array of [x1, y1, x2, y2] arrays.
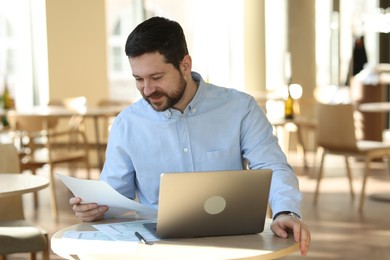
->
[[31, 169, 39, 209], [344, 156, 355, 199], [30, 252, 37, 260], [69, 164, 76, 177], [387, 154, 390, 175], [85, 159, 91, 179], [359, 157, 371, 212], [42, 233, 50, 260], [86, 167, 91, 179], [49, 166, 59, 221], [313, 149, 326, 204], [33, 191, 39, 209], [296, 124, 308, 169]]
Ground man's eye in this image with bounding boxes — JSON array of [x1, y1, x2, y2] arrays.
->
[[152, 75, 162, 80]]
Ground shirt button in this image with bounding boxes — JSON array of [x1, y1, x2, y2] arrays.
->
[[183, 148, 189, 153]]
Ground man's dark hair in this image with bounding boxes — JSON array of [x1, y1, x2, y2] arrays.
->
[[125, 16, 189, 70]]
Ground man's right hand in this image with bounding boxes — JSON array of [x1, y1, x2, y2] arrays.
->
[[69, 197, 109, 222]]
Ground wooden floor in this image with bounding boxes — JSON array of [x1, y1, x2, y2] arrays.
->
[[5, 151, 390, 260]]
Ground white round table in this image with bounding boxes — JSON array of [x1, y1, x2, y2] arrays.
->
[[51, 218, 299, 260], [0, 173, 49, 198]]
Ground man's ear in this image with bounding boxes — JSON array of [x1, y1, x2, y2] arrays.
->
[[181, 55, 192, 76]]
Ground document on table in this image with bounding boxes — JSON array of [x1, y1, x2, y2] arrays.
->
[[57, 174, 157, 217], [60, 221, 158, 255], [61, 231, 138, 252], [92, 219, 160, 242], [63, 231, 114, 241]]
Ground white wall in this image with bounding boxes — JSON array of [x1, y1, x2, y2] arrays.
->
[[144, 0, 245, 90]]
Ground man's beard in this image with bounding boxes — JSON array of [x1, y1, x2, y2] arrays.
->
[[143, 76, 187, 112]]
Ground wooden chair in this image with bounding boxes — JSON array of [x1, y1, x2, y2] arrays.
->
[[313, 102, 390, 211], [0, 143, 49, 260], [48, 96, 87, 109], [97, 99, 131, 140], [6, 112, 90, 221], [48, 96, 87, 133]]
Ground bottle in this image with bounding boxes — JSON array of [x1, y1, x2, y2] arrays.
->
[[284, 85, 294, 120], [3, 79, 12, 109], [1, 78, 12, 127]]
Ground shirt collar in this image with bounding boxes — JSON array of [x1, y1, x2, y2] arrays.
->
[[162, 71, 206, 119]]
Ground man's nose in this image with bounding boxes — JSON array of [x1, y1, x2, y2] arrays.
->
[[143, 79, 156, 96]]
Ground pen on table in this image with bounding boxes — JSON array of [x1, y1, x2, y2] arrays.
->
[[135, 231, 153, 245]]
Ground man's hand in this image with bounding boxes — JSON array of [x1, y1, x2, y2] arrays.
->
[[69, 197, 109, 222], [270, 213, 311, 256]]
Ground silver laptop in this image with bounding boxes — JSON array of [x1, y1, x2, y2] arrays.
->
[[144, 169, 272, 239]]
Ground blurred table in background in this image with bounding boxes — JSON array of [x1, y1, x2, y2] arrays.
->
[[359, 102, 390, 113], [0, 173, 49, 198], [1, 105, 126, 170], [351, 64, 390, 142]]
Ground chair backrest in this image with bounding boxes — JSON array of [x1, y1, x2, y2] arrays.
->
[[6, 113, 62, 163], [0, 143, 24, 220], [49, 97, 87, 132], [316, 102, 359, 152], [49, 96, 87, 110], [97, 98, 132, 107], [7, 114, 58, 133], [0, 143, 21, 173]]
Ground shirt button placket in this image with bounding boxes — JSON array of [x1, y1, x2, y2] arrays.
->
[[177, 115, 193, 171]]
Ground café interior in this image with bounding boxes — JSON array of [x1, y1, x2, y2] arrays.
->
[[0, 0, 390, 259]]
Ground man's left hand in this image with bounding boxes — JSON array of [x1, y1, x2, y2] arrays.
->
[[270, 214, 311, 256]]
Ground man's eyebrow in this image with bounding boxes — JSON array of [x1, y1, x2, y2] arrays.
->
[[133, 72, 164, 78]]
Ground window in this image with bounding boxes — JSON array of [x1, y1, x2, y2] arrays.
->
[[0, 0, 39, 107], [106, 0, 145, 102]]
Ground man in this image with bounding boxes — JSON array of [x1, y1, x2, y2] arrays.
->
[[70, 16, 310, 256]]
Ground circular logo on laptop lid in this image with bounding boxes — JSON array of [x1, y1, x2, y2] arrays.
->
[[204, 196, 226, 215]]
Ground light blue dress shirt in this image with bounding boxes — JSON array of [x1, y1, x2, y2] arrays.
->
[[101, 72, 302, 218]]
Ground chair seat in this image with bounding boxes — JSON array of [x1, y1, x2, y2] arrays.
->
[[0, 220, 48, 255], [357, 140, 390, 151], [323, 140, 390, 156], [21, 150, 87, 165], [51, 150, 87, 164]]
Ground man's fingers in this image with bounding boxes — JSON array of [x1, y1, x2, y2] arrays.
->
[[69, 196, 82, 205], [69, 196, 108, 222], [299, 222, 311, 256], [271, 215, 311, 256], [292, 219, 302, 242], [270, 221, 288, 238], [73, 205, 108, 222]]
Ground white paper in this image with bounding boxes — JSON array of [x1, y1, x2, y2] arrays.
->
[[92, 219, 159, 242], [63, 231, 114, 241], [57, 174, 157, 217], [59, 231, 138, 254]]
